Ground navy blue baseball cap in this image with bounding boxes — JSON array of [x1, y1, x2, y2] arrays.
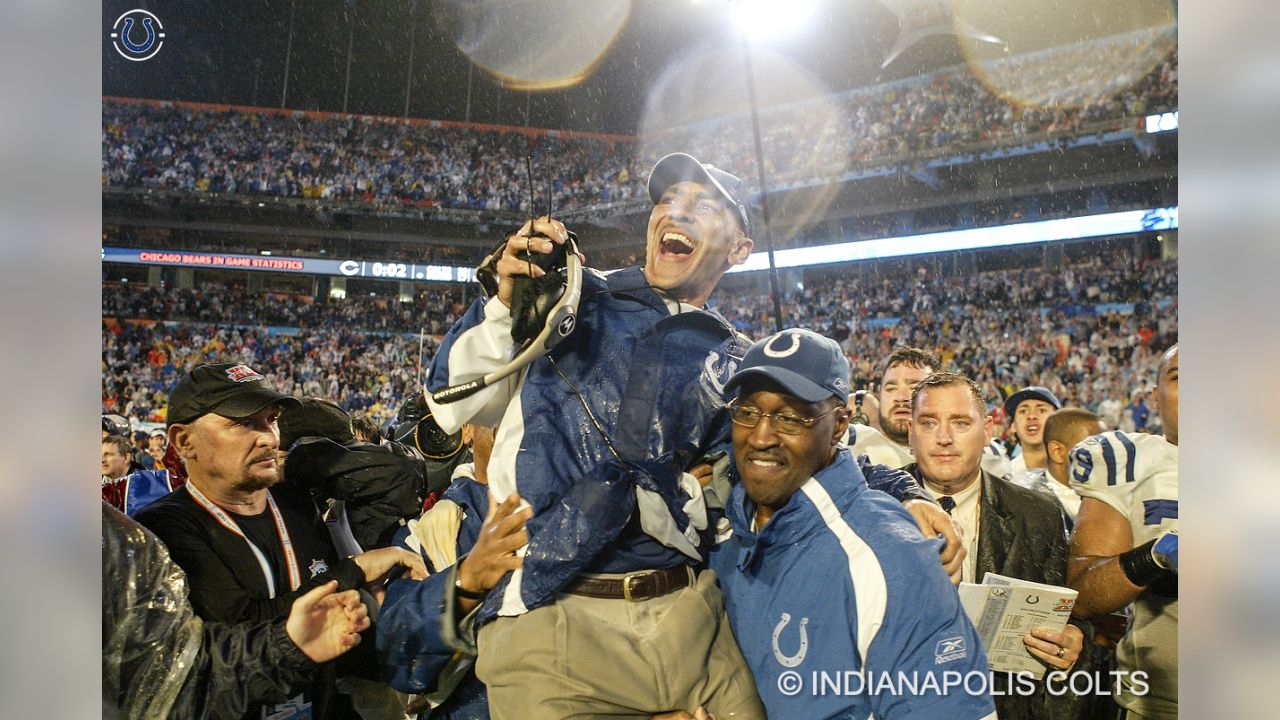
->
[[724, 329, 850, 403], [1003, 386, 1062, 416], [647, 152, 752, 236]]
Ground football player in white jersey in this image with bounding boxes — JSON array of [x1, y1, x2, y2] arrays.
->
[[847, 346, 937, 467], [1042, 407, 1107, 520], [1067, 344, 1178, 720]]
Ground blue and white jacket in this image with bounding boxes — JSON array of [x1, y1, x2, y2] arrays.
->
[[378, 465, 491, 719], [710, 450, 996, 720], [426, 266, 750, 624]]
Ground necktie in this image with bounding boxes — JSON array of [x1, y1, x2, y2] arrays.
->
[[938, 496, 956, 514]]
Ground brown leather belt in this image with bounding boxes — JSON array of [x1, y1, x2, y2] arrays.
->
[[564, 566, 694, 602]]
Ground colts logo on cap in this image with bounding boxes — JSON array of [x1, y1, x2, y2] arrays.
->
[[225, 364, 264, 383], [762, 331, 802, 358]]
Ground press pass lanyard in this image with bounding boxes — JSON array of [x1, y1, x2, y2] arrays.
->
[[186, 482, 302, 598]]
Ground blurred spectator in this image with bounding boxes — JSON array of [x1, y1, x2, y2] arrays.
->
[[132, 429, 155, 470], [1127, 391, 1152, 432], [148, 428, 168, 467], [102, 435, 133, 482], [351, 414, 383, 444]]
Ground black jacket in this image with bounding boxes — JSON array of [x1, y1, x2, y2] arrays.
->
[[135, 486, 368, 719], [103, 503, 317, 719], [136, 485, 364, 623], [283, 437, 427, 550], [906, 467, 1084, 720]]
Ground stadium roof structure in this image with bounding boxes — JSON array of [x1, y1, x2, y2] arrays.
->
[[102, 0, 1037, 135]]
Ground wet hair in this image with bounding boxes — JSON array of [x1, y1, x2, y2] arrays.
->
[[102, 435, 132, 457], [910, 371, 985, 415], [881, 346, 941, 378], [350, 415, 383, 444], [1044, 408, 1103, 451]]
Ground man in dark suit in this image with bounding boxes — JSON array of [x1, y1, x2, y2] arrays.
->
[[904, 371, 1086, 720]]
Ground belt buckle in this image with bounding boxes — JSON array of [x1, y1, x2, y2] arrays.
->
[[621, 572, 646, 602]]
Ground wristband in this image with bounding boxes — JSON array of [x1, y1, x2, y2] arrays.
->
[[454, 577, 487, 601], [1119, 539, 1168, 587]]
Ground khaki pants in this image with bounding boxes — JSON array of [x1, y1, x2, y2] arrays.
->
[[476, 569, 764, 720], [334, 676, 409, 720]]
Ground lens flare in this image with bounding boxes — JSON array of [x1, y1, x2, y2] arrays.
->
[[952, 0, 1177, 110], [639, 48, 845, 247], [433, 0, 631, 91]]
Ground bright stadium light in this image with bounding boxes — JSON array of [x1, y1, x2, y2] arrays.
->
[[732, 0, 818, 43], [1145, 111, 1178, 133], [727, 207, 1179, 273]]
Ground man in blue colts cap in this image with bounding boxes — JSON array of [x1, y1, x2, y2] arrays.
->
[[710, 329, 996, 720], [1005, 385, 1062, 482]]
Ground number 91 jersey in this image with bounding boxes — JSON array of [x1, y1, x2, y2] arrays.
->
[[1069, 430, 1178, 543]]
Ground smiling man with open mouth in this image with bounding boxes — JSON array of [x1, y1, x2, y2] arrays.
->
[[643, 152, 754, 307], [417, 153, 769, 719]]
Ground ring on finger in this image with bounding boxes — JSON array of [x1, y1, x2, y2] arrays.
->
[[1056, 647, 1066, 659]]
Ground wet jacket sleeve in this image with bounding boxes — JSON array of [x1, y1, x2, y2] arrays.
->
[[103, 503, 317, 720], [425, 296, 522, 432], [858, 456, 932, 503], [376, 567, 478, 693], [174, 621, 317, 720]]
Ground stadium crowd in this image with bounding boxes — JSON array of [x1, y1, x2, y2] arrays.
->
[[717, 257, 1177, 433], [102, 145, 1179, 720], [102, 32, 1176, 216], [659, 38, 1177, 191], [103, 254, 1175, 439], [102, 281, 467, 335], [102, 320, 429, 429]]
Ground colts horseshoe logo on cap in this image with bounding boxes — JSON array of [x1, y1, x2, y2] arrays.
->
[[762, 331, 802, 359]]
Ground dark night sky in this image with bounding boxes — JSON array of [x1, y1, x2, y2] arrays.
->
[[102, 0, 957, 135]]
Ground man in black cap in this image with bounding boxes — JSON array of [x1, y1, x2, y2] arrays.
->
[[137, 362, 425, 720]]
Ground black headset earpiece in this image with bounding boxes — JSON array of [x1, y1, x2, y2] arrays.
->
[[432, 233, 582, 405]]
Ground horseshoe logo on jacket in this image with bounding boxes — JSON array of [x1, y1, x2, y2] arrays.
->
[[771, 613, 809, 668], [703, 351, 728, 395]]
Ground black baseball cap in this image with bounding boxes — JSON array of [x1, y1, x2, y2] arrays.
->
[[647, 152, 752, 236], [1003, 386, 1062, 416], [279, 398, 355, 450], [166, 363, 300, 426], [724, 328, 851, 404]]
